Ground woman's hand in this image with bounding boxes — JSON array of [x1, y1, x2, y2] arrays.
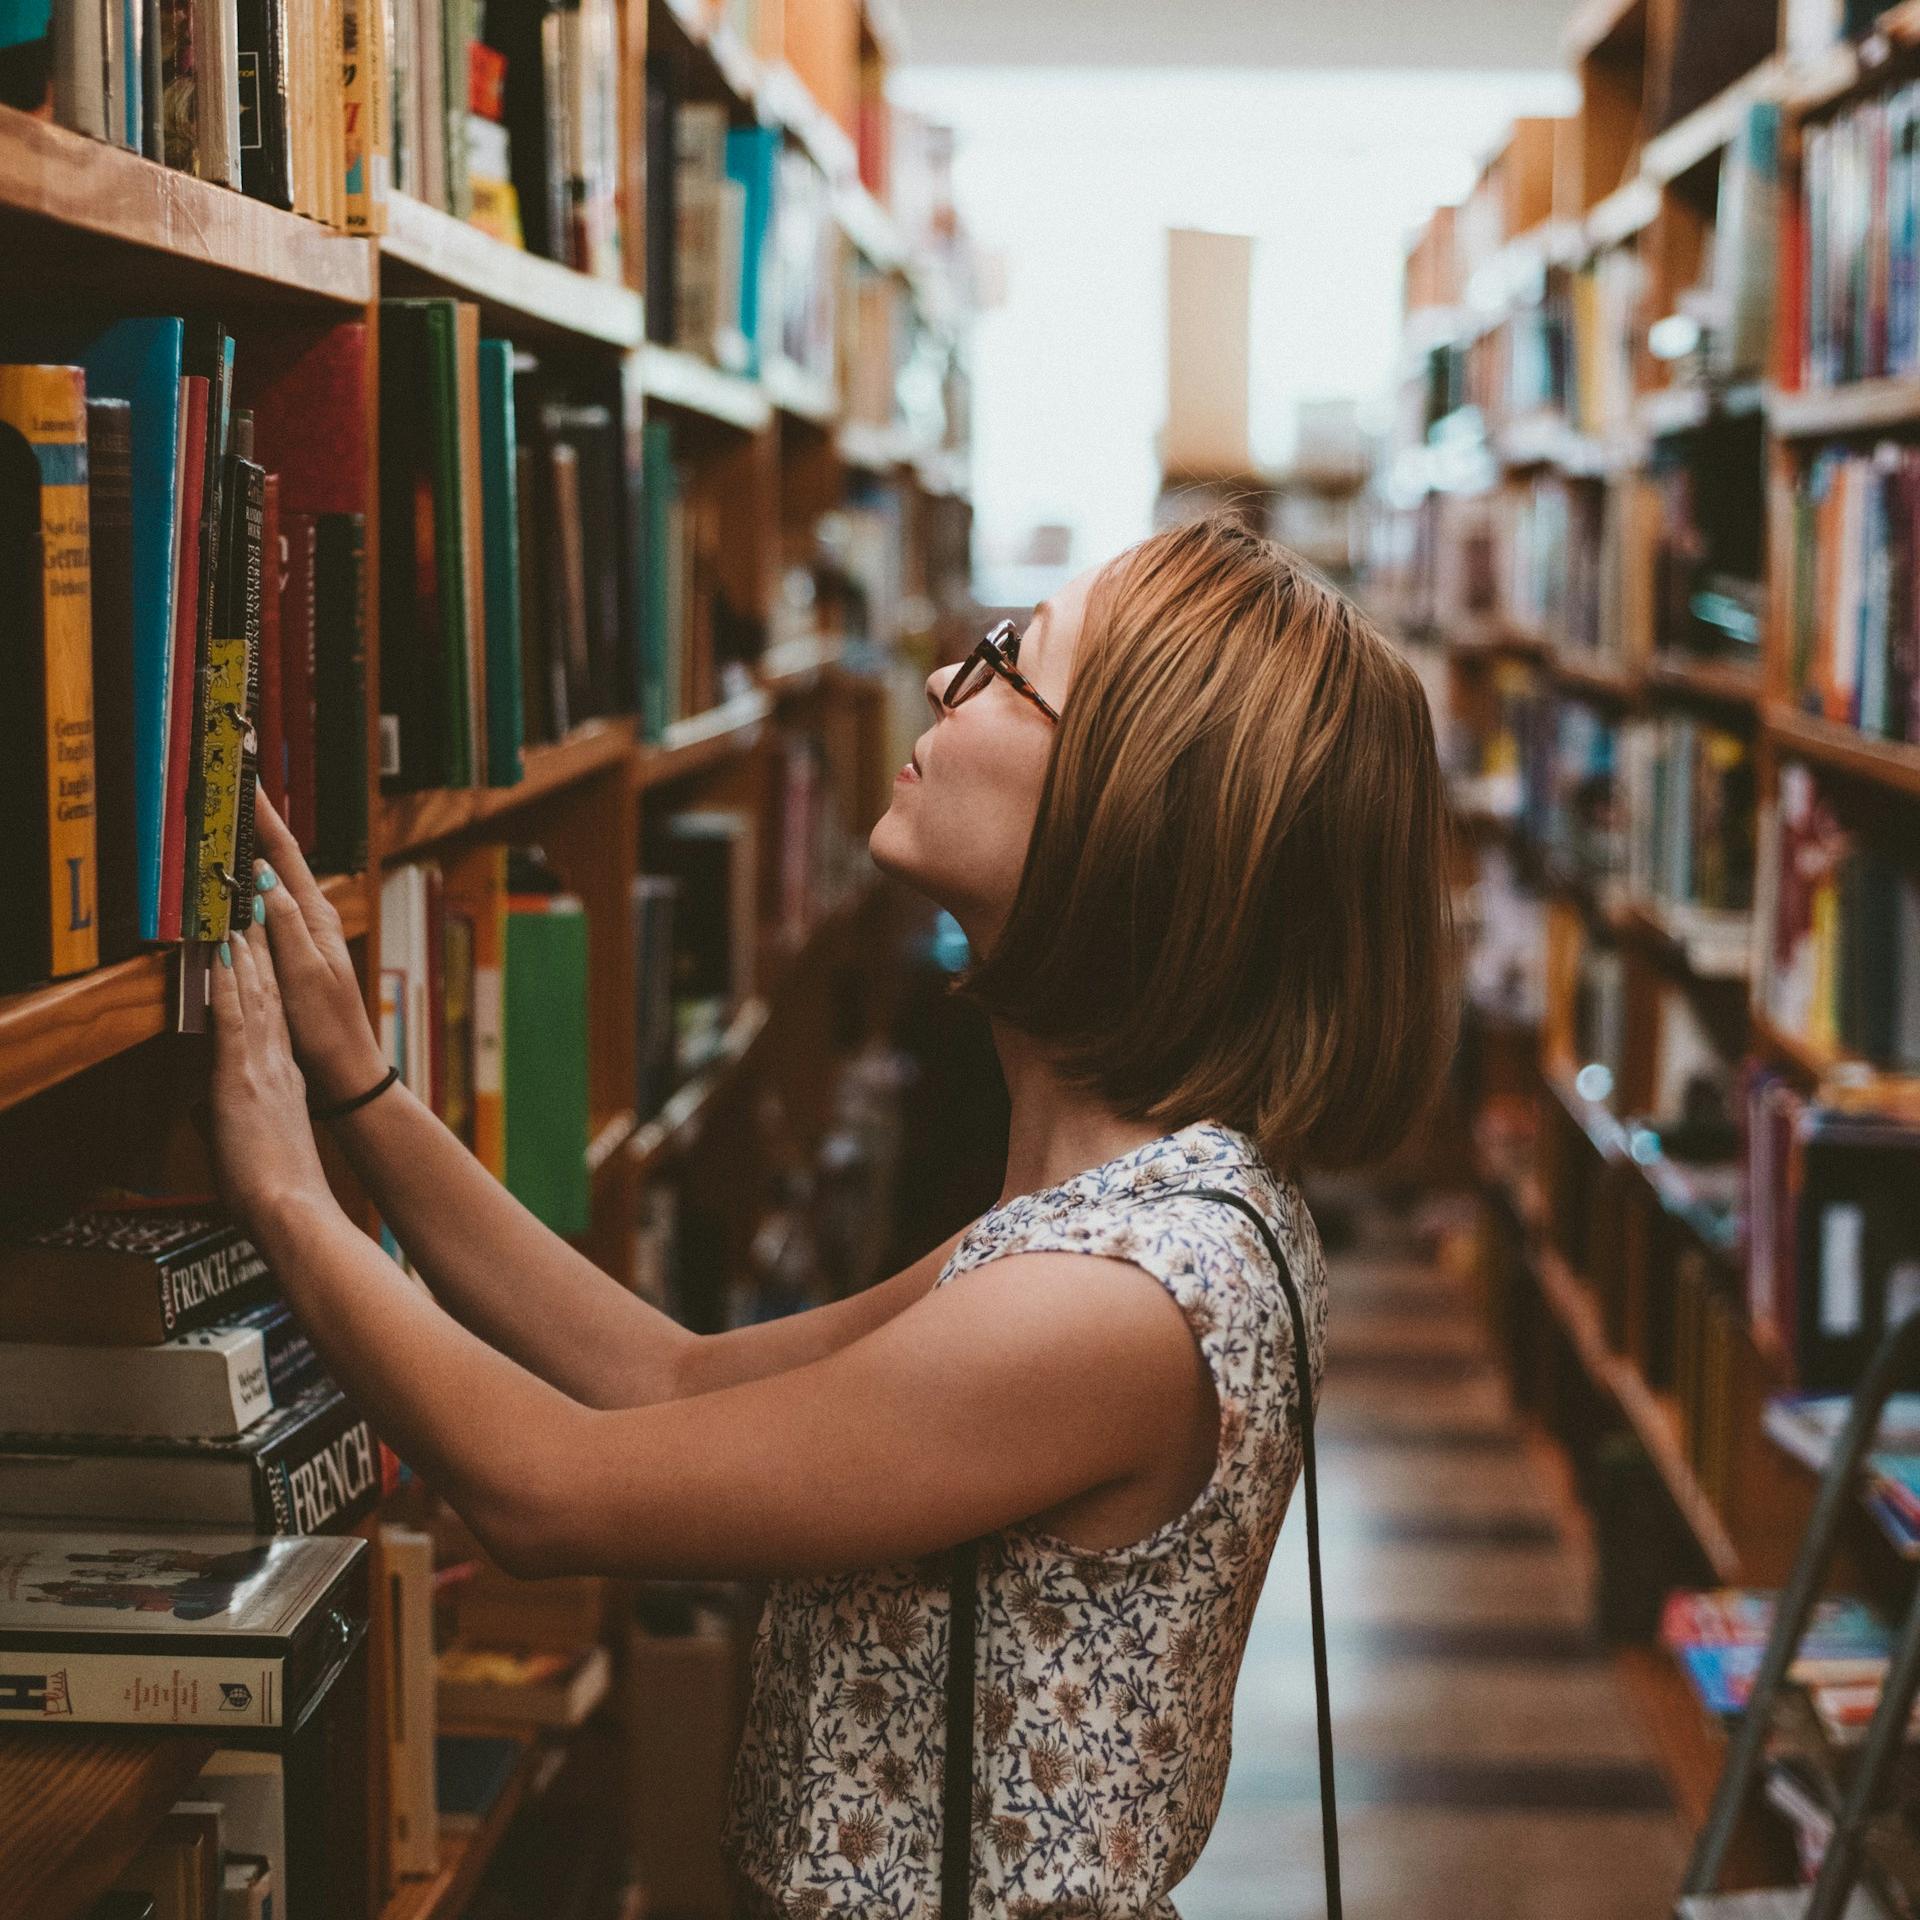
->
[[206, 923, 337, 1235], [250, 787, 387, 1105]]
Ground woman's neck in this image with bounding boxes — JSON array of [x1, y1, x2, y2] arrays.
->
[[989, 1017, 1172, 1207]]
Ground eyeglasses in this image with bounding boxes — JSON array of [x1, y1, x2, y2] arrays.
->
[[942, 618, 1061, 725]]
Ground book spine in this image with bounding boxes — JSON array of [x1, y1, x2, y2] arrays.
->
[[249, 1301, 320, 1403], [51, 0, 109, 137], [229, 454, 265, 900], [157, 1229, 271, 1335], [0, 1651, 284, 1727], [235, 0, 292, 207], [0, 1326, 272, 1435], [259, 1392, 380, 1532], [313, 512, 367, 871], [280, 508, 318, 850], [192, 451, 262, 941], [86, 396, 139, 965], [181, 330, 233, 945], [159, 371, 206, 944], [0, 366, 98, 980], [477, 339, 524, 786], [256, 471, 284, 816]]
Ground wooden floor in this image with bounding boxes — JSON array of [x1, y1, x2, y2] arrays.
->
[[1176, 1191, 1690, 1920]]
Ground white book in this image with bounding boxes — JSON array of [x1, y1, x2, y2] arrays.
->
[[0, 1321, 274, 1439]]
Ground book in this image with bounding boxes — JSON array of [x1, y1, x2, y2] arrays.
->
[[0, 363, 99, 988], [503, 887, 590, 1234], [0, 1527, 365, 1726], [278, 507, 318, 849], [256, 471, 284, 815], [0, 1378, 382, 1532], [312, 511, 367, 871], [109, 1806, 219, 1920], [0, 0, 52, 111], [77, 318, 186, 945], [235, 0, 291, 205], [652, 809, 756, 1071], [378, 1525, 439, 1875], [439, 843, 505, 1173], [435, 1730, 526, 1830], [85, 396, 139, 965], [476, 336, 524, 787], [435, 1640, 609, 1728], [0, 1198, 272, 1351], [1662, 1588, 1894, 1717], [159, 368, 208, 944]]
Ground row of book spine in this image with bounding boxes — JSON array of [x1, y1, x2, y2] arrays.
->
[[0, 0, 382, 230], [0, 322, 367, 997], [1757, 760, 1920, 1071], [1791, 441, 1920, 744]]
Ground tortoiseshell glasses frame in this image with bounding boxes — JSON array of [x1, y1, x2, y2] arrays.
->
[[942, 618, 1061, 725]]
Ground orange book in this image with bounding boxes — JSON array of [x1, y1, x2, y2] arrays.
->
[[0, 364, 98, 980]]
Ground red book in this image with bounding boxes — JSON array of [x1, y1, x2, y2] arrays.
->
[[158, 374, 209, 944], [257, 473, 286, 822], [424, 862, 446, 1119], [279, 512, 319, 853], [234, 324, 369, 518]]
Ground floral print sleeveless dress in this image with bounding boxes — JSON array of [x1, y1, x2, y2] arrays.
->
[[722, 1117, 1329, 1918]]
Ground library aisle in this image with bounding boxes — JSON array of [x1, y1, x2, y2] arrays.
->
[[1183, 1189, 1687, 1920]]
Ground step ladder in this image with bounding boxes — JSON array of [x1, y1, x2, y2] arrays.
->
[[1676, 1312, 1920, 1920]]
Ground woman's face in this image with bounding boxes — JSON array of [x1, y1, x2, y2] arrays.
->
[[870, 563, 1099, 948]]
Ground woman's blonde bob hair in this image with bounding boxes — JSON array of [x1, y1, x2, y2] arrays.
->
[[956, 511, 1457, 1175]]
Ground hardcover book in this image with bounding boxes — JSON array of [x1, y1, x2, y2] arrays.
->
[[0, 1526, 365, 1729], [0, 1206, 269, 1347], [85, 395, 140, 964], [0, 1379, 383, 1533], [0, 363, 99, 986]]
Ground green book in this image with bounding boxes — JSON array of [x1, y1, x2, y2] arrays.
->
[[640, 418, 676, 746], [478, 339, 525, 787], [504, 894, 590, 1236]]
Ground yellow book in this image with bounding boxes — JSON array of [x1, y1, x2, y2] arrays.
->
[[0, 364, 98, 980], [1809, 878, 1838, 1056]]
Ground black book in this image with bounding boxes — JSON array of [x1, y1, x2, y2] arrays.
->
[[485, 0, 563, 262], [313, 512, 367, 871], [541, 400, 621, 719], [0, 1379, 383, 1533], [235, 0, 293, 208], [0, 1206, 271, 1346], [86, 397, 139, 964], [220, 1296, 322, 1407]]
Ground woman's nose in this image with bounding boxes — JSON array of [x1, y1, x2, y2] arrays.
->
[[925, 667, 950, 717]]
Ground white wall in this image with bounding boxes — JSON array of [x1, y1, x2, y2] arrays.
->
[[892, 68, 1576, 598]]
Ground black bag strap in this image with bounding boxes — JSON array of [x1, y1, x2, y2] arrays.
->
[[941, 1182, 1341, 1919]]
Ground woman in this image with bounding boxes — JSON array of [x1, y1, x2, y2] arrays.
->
[[206, 511, 1455, 1917]]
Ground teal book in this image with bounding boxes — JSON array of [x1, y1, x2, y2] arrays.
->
[[504, 894, 590, 1236], [477, 339, 524, 787], [640, 419, 676, 746], [724, 126, 780, 376], [79, 317, 186, 943]]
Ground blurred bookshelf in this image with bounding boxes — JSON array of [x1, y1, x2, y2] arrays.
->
[[0, 0, 980, 1910], [1371, 0, 1920, 1897]]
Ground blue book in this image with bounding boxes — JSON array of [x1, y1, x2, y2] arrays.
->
[[725, 126, 781, 376], [476, 339, 524, 788], [79, 318, 185, 943]]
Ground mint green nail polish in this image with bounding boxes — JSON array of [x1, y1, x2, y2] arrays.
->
[[256, 864, 277, 892], [253, 895, 266, 925], [218, 942, 232, 969]]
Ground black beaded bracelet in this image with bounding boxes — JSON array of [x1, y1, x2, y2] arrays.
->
[[310, 1064, 401, 1122]]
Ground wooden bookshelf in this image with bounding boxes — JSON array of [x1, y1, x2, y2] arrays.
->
[[637, 689, 775, 787], [1770, 376, 1920, 439], [763, 353, 840, 425], [0, 106, 372, 306], [0, 872, 368, 1115], [379, 195, 645, 350], [1551, 651, 1642, 703], [1585, 174, 1660, 251], [1645, 654, 1763, 713], [380, 721, 640, 863], [0, 1728, 217, 1920], [638, 345, 774, 432], [1765, 704, 1920, 801], [1786, 0, 1920, 116], [379, 1732, 551, 1920], [1639, 58, 1785, 186]]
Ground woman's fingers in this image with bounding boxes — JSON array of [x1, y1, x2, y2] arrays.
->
[[255, 856, 320, 966], [210, 937, 243, 1039], [252, 786, 331, 924]]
